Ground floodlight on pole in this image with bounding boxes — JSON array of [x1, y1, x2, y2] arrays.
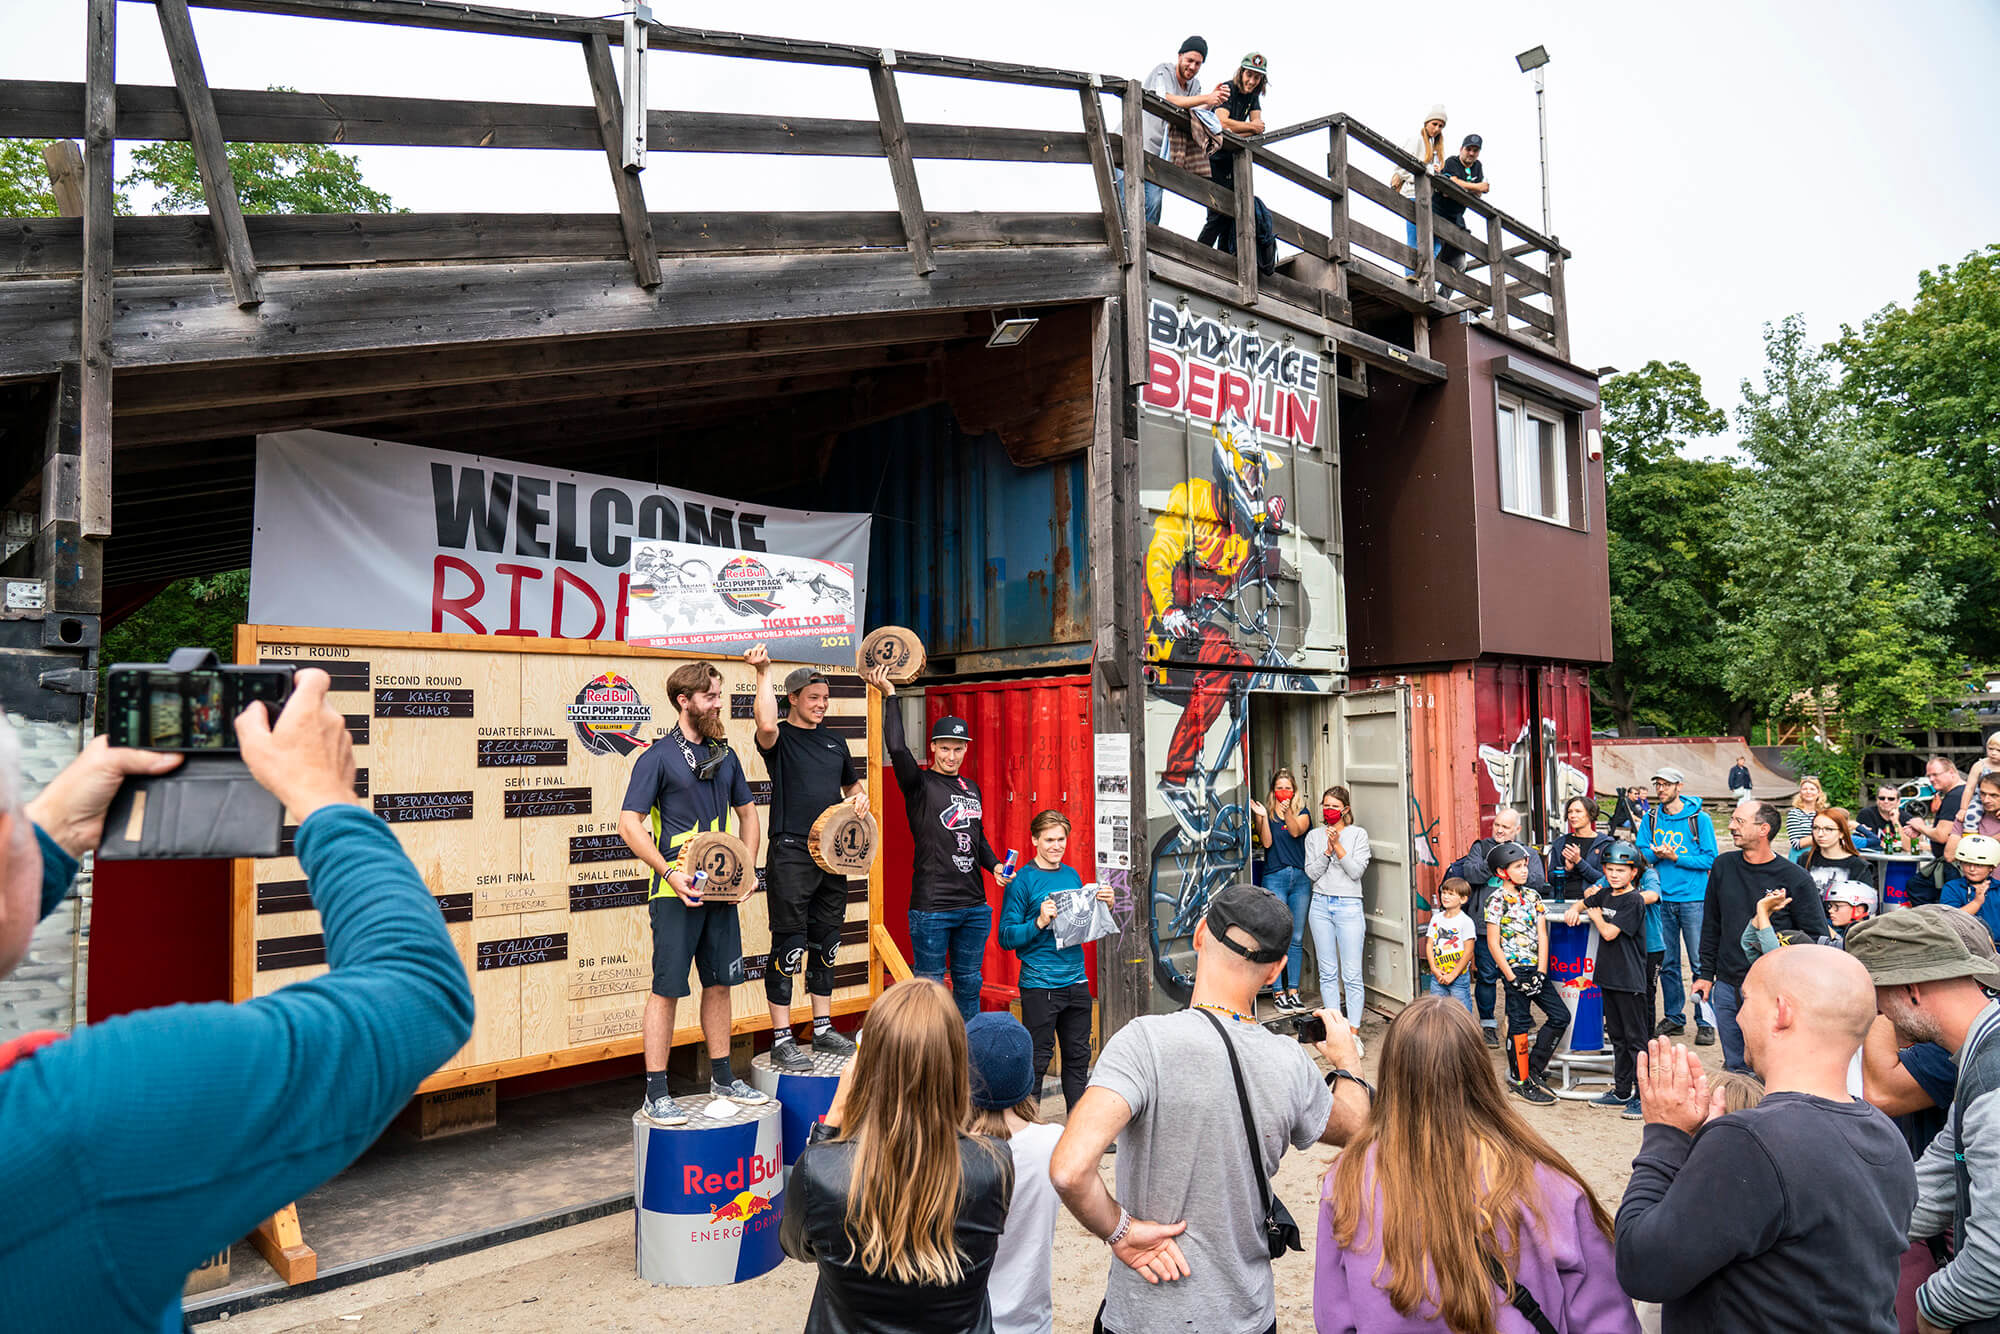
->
[[1515, 45, 1552, 235], [621, 0, 652, 171]]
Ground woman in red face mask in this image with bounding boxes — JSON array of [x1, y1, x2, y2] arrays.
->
[[1251, 769, 1313, 1010], [1304, 786, 1373, 1029]]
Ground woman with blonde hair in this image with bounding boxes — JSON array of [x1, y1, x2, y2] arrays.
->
[[782, 979, 1014, 1332], [1785, 776, 1826, 853], [1388, 105, 1448, 272], [1314, 997, 1636, 1333]]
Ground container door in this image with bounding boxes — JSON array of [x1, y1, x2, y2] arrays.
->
[[1336, 687, 1416, 1007]]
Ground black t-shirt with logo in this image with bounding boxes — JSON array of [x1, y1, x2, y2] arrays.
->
[[883, 702, 1000, 911], [1437, 154, 1483, 225], [759, 718, 859, 839], [622, 733, 751, 898], [1582, 885, 1648, 993], [1208, 82, 1265, 190]]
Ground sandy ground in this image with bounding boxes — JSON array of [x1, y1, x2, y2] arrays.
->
[[213, 1011, 1717, 1334]]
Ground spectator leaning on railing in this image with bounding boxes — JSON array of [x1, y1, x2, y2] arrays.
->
[[0, 670, 475, 1334]]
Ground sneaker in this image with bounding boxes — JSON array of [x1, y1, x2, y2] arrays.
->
[[1510, 1078, 1557, 1106], [1590, 1090, 1626, 1109], [713, 1077, 769, 1106], [770, 1039, 814, 1072], [1483, 1026, 1501, 1048], [638, 1094, 688, 1127], [1270, 990, 1296, 1012], [1622, 1097, 1644, 1121], [1654, 1018, 1686, 1038], [812, 1027, 857, 1057], [1695, 1025, 1717, 1047]]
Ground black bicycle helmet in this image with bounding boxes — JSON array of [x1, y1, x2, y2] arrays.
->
[[1602, 841, 1644, 867], [1486, 841, 1532, 875]]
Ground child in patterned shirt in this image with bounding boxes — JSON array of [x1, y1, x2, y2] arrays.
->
[[1483, 841, 1571, 1105]]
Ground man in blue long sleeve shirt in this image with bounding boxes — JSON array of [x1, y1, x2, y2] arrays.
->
[[1640, 767, 1719, 1044], [0, 669, 475, 1333]]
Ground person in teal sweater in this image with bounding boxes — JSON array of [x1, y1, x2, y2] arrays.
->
[[0, 669, 475, 1334], [997, 810, 1114, 1109]]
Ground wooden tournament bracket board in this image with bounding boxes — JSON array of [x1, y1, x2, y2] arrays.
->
[[231, 626, 886, 1094]]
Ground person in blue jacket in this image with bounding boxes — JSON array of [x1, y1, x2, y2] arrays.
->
[[1942, 833, 2000, 947], [1638, 766, 1719, 1044], [998, 809, 1114, 1110], [0, 669, 475, 1334]]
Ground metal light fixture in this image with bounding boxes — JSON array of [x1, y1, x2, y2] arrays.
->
[[1515, 45, 1552, 235], [987, 314, 1038, 349]]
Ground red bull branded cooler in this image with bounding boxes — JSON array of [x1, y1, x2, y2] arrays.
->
[[750, 1048, 849, 1190], [633, 1098, 785, 1285], [1546, 918, 1605, 1053]]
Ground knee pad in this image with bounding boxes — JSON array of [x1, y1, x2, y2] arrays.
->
[[764, 935, 805, 1004]]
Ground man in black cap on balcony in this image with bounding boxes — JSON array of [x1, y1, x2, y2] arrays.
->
[[1434, 133, 1489, 290], [748, 644, 866, 1070], [867, 664, 1015, 1021], [1051, 883, 1371, 1334]]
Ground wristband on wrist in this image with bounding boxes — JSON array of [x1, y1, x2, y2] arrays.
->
[[1107, 1208, 1132, 1246]]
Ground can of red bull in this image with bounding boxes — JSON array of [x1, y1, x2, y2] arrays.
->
[[633, 1098, 784, 1285], [1001, 850, 1018, 877]]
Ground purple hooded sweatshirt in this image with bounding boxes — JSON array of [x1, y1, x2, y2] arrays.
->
[[1314, 1155, 1639, 1333]]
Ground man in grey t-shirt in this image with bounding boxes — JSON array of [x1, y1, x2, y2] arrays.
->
[[1116, 37, 1226, 226], [1052, 884, 1372, 1334]]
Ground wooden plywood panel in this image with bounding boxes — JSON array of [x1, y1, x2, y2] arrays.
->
[[234, 627, 883, 1094]]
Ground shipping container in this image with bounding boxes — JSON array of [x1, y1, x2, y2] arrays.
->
[[791, 404, 1090, 675], [876, 675, 1097, 1008], [1358, 660, 1597, 910]]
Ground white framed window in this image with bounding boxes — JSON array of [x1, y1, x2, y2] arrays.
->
[[1497, 393, 1570, 526]]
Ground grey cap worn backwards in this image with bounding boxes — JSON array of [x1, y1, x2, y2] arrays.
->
[[1205, 883, 1292, 965], [782, 666, 827, 696], [1847, 909, 2000, 990]]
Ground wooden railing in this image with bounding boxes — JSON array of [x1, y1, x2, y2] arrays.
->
[[2, 0, 1570, 369]]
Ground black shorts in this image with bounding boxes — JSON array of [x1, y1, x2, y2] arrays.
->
[[650, 894, 746, 998], [766, 835, 851, 941]]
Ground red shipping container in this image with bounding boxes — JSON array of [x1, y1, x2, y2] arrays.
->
[[1359, 660, 1596, 912], [877, 675, 1096, 1008]]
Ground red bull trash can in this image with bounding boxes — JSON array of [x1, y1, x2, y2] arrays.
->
[[751, 1047, 850, 1190], [633, 1097, 785, 1285]]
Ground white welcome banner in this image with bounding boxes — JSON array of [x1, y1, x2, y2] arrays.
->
[[249, 431, 872, 659]]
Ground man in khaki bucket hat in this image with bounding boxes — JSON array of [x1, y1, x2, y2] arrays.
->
[[1849, 909, 2000, 1331]]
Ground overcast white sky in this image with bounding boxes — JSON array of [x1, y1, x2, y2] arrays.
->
[[6, 0, 1997, 453]]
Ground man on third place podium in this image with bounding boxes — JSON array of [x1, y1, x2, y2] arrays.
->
[[746, 644, 864, 1071]]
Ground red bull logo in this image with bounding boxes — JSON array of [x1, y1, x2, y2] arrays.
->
[[708, 1189, 774, 1224], [684, 1149, 781, 1197]]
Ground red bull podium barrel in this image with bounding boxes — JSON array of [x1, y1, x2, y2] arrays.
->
[[750, 1048, 851, 1188], [633, 1098, 785, 1285]]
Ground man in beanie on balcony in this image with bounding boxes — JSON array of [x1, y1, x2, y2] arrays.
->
[[1122, 37, 1228, 225]]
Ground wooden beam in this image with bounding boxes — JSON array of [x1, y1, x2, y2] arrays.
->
[[0, 247, 1119, 374], [155, 0, 262, 307], [1487, 209, 1510, 334], [113, 310, 985, 414], [250, 1205, 317, 1285], [1233, 146, 1256, 306], [1547, 249, 1570, 361], [180, 0, 619, 43], [868, 60, 934, 278], [1412, 171, 1435, 295], [0, 80, 1099, 164], [1, 211, 1105, 278], [1325, 122, 1351, 305], [1076, 87, 1126, 268], [80, 0, 114, 540], [871, 924, 913, 983], [40, 141, 84, 216], [581, 34, 659, 289], [1119, 86, 1147, 383]]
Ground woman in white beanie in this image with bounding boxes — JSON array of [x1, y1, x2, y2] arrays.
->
[[1387, 105, 1448, 275]]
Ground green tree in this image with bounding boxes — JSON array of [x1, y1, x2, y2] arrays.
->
[[1, 137, 132, 215], [1717, 316, 1958, 769], [97, 571, 249, 724], [1837, 245, 2000, 664], [122, 139, 398, 214], [1594, 360, 1746, 737]]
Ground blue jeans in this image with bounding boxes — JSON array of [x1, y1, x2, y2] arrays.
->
[[1309, 895, 1367, 1026], [1473, 935, 1501, 1025], [1112, 170, 1164, 226], [908, 904, 992, 1022], [1656, 898, 1705, 1026], [1265, 867, 1312, 990], [1712, 979, 1749, 1074], [1403, 218, 1444, 276], [1427, 971, 1475, 1019]]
